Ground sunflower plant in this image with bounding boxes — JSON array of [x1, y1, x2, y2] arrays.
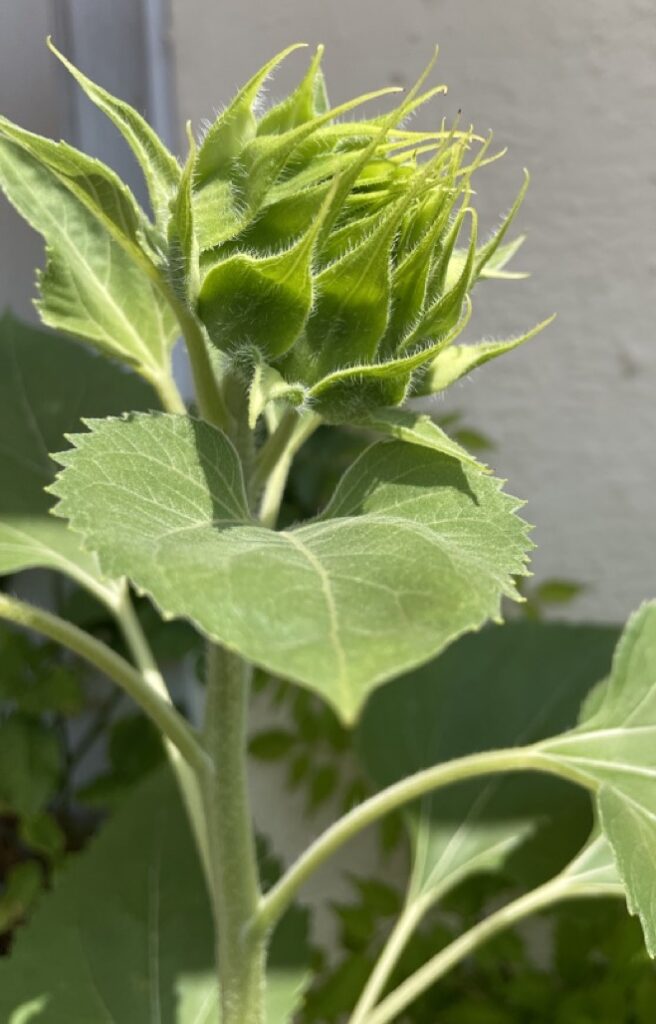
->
[[0, 41, 655, 1024]]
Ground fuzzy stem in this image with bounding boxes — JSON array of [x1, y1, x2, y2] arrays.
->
[[203, 644, 264, 1024], [172, 298, 231, 432], [254, 746, 592, 935], [257, 412, 321, 529], [250, 409, 299, 496]]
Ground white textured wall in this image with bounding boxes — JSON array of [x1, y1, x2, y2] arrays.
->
[[171, 0, 656, 624], [0, 2, 65, 318]]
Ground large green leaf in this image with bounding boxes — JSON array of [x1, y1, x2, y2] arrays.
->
[[539, 601, 656, 953], [0, 312, 156, 594], [0, 139, 178, 381], [357, 622, 619, 901], [0, 769, 310, 1023], [51, 413, 531, 722]]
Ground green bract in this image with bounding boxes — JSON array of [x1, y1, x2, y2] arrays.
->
[[190, 46, 546, 420]]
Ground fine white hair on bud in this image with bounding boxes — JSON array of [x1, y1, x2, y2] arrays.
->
[[189, 47, 545, 421]]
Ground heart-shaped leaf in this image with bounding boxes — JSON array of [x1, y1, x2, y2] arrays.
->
[[51, 413, 531, 722], [539, 601, 656, 953], [0, 769, 310, 1023], [0, 313, 156, 597]]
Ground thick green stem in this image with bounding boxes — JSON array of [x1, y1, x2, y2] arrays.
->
[[204, 644, 264, 1024], [254, 745, 592, 935]]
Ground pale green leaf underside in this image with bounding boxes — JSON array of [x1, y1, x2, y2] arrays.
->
[[418, 316, 553, 396], [0, 139, 177, 379], [0, 770, 309, 1024], [51, 413, 531, 722], [0, 313, 156, 594], [48, 39, 181, 225], [358, 407, 487, 472], [556, 832, 623, 897], [540, 601, 656, 953], [358, 622, 619, 899]]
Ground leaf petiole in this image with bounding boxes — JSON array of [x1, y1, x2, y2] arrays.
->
[[364, 848, 624, 1024], [256, 410, 321, 528], [253, 745, 593, 935], [0, 593, 209, 777]]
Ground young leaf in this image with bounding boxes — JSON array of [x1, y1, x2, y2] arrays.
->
[[48, 38, 181, 225], [357, 622, 619, 903], [416, 316, 555, 395], [0, 769, 311, 1023], [474, 172, 529, 279], [0, 313, 156, 594], [0, 139, 178, 381], [51, 413, 531, 722], [478, 234, 527, 280], [356, 408, 486, 471], [257, 45, 329, 134], [195, 45, 308, 184], [0, 115, 148, 254], [298, 295, 473, 421], [192, 46, 309, 250], [538, 601, 656, 954], [402, 208, 478, 351], [248, 363, 306, 429], [168, 131, 200, 302]]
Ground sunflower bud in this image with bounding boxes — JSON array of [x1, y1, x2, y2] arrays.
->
[[193, 46, 538, 421]]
